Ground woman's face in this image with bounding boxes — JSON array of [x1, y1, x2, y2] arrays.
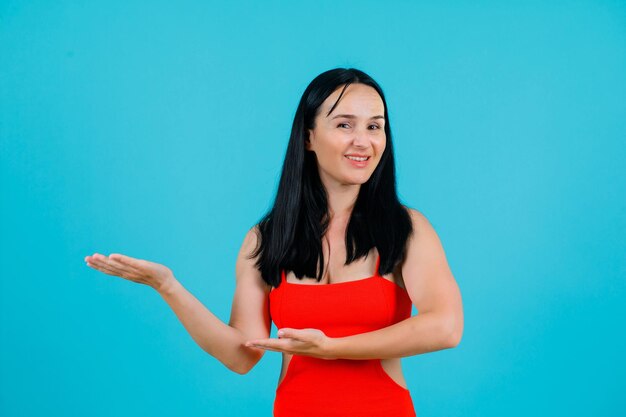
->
[[306, 83, 386, 188]]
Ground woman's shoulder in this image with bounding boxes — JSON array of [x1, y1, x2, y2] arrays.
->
[[237, 224, 262, 262], [401, 205, 431, 229], [400, 205, 446, 259], [247, 223, 262, 238]]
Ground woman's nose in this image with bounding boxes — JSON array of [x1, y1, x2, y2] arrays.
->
[[352, 128, 369, 147]]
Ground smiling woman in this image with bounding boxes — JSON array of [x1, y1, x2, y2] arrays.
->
[[85, 68, 464, 417], [304, 83, 387, 186]]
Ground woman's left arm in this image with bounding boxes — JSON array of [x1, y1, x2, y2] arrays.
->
[[328, 209, 464, 359], [246, 209, 464, 360]]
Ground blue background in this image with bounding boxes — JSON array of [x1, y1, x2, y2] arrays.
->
[[1, 1, 625, 416]]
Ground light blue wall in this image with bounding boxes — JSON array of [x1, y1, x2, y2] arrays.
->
[[1, 1, 624, 416]]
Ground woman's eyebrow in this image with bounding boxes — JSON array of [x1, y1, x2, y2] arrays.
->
[[329, 114, 385, 120]]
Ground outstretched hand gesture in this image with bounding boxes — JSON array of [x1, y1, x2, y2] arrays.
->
[[85, 253, 176, 293], [245, 328, 336, 360]]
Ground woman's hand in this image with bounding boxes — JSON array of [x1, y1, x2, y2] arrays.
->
[[245, 328, 336, 360], [85, 253, 176, 293]]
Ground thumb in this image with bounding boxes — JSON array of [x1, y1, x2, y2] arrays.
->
[[277, 328, 296, 338]]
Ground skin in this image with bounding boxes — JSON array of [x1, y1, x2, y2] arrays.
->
[[305, 82, 387, 213], [85, 83, 464, 390]]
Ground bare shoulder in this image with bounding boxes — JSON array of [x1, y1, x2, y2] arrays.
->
[[240, 224, 261, 254], [402, 206, 443, 249], [235, 224, 271, 291], [229, 224, 272, 345], [400, 206, 462, 315], [392, 207, 432, 283], [404, 206, 432, 232]]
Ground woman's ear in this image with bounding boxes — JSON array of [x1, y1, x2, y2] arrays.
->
[[305, 129, 314, 151]]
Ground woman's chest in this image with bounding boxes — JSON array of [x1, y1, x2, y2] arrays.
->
[[269, 275, 412, 338]]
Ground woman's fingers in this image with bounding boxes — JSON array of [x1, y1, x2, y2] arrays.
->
[[108, 254, 155, 280], [109, 253, 143, 269], [86, 253, 138, 273], [106, 256, 137, 276], [86, 253, 134, 279], [85, 252, 168, 288], [107, 255, 156, 281], [87, 257, 124, 277]]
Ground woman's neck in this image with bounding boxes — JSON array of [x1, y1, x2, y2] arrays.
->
[[326, 185, 360, 224]]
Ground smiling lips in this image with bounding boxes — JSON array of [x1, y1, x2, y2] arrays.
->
[[345, 154, 370, 167]]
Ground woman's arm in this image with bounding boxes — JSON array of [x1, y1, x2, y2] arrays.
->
[[86, 227, 271, 374], [327, 209, 463, 359], [246, 209, 463, 360]]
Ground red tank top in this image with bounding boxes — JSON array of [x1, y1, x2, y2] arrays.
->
[[269, 254, 417, 417]]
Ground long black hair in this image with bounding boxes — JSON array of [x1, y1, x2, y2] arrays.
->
[[250, 67, 413, 288]]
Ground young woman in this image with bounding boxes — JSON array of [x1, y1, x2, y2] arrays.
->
[[85, 68, 464, 416]]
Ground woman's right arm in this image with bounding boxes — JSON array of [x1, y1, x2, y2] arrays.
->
[[85, 226, 271, 375]]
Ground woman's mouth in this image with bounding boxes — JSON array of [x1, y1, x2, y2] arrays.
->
[[344, 155, 370, 167]]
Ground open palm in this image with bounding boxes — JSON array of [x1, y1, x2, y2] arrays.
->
[[85, 253, 174, 292]]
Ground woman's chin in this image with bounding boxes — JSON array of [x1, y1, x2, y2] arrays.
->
[[339, 175, 371, 186], [319, 170, 372, 188]]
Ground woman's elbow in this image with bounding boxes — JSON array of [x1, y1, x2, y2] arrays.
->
[[227, 360, 252, 375], [442, 314, 464, 349], [446, 327, 463, 348], [228, 349, 264, 375], [226, 358, 248, 375]]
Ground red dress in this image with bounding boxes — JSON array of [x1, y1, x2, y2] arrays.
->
[[269, 254, 417, 417]]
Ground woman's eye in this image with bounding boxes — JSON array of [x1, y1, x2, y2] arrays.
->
[[337, 123, 381, 130]]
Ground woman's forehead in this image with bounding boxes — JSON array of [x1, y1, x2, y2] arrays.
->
[[322, 84, 384, 116]]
